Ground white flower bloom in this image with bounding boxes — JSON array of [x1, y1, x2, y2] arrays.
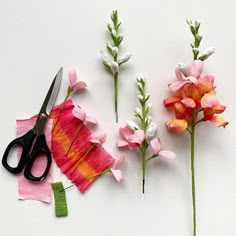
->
[[146, 122, 158, 140], [101, 50, 111, 67], [138, 94, 144, 101], [134, 107, 142, 116], [112, 47, 118, 56], [126, 120, 139, 130], [200, 47, 215, 57], [118, 52, 132, 64], [111, 29, 117, 37], [110, 61, 119, 75]]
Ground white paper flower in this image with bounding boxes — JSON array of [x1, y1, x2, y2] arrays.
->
[[126, 120, 139, 131], [146, 122, 157, 140]]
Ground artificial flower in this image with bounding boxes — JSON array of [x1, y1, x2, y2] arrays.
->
[[72, 106, 98, 125], [69, 69, 87, 91], [150, 138, 176, 158], [118, 77, 175, 193], [164, 19, 228, 236], [117, 125, 145, 150], [101, 9, 131, 122], [52, 69, 87, 133], [110, 155, 125, 182]]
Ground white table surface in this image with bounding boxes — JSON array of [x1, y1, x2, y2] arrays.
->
[[0, 0, 236, 235]]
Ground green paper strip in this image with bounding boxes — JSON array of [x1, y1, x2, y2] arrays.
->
[[51, 182, 68, 217]]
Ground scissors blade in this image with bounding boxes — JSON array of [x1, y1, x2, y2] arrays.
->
[[43, 67, 63, 115], [34, 67, 63, 134]]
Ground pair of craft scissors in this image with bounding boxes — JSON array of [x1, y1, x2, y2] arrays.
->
[[2, 68, 63, 181]]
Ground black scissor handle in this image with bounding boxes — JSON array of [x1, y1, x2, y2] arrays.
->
[[24, 134, 52, 182], [2, 130, 35, 174]]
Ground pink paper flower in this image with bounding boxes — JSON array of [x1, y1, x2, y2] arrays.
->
[[72, 106, 98, 125], [111, 156, 125, 182], [169, 60, 203, 92], [117, 126, 145, 150], [150, 138, 176, 158], [89, 130, 107, 145], [69, 69, 87, 91]]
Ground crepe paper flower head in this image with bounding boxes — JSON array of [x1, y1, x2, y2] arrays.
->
[[52, 69, 87, 133], [117, 77, 175, 193], [101, 9, 131, 123], [164, 19, 228, 236], [61, 156, 125, 192], [65, 105, 98, 156], [69, 69, 87, 91]]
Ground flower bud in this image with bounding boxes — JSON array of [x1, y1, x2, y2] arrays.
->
[[186, 18, 193, 25], [146, 122, 157, 140], [118, 52, 132, 64], [146, 103, 152, 112], [110, 61, 119, 75], [195, 19, 201, 28], [134, 107, 142, 117], [107, 23, 113, 32], [198, 47, 215, 61], [192, 48, 199, 54], [111, 29, 117, 38], [126, 120, 139, 131], [101, 50, 111, 67], [138, 94, 144, 101], [111, 47, 119, 56]]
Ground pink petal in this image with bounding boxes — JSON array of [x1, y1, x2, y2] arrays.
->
[[85, 115, 98, 125], [201, 93, 220, 108], [150, 138, 161, 155], [69, 69, 77, 88], [90, 130, 107, 144], [72, 106, 86, 121], [186, 60, 203, 78], [73, 81, 87, 90], [159, 150, 176, 158], [119, 126, 134, 141], [128, 129, 145, 145], [185, 76, 198, 84], [181, 98, 196, 108], [111, 169, 123, 182], [113, 156, 125, 170], [117, 140, 129, 148], [128, 142, 142, 150], [168, 80, 189, 92], [175, 67, 185, 81]]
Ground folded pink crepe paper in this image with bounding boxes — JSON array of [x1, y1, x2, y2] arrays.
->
[[50, 99, 114, 193], [17, 118, 53, 203]]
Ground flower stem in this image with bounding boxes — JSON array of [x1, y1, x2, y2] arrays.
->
[[70, 144, 95, 177], [60, 169, 110, 192], [141, 146, 146, 194], [190, 109, 197, 236], [114, 75, 118, 123], [52, 87, 71, 133], [65, 121, 83, 156]]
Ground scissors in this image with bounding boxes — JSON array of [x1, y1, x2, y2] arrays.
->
[[2, 67, 63, 181]]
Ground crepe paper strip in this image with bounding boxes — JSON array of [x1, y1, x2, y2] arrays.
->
[[16, 119, 53, 203], [50, 99, 115, 192], [51, 182, 68, 217]]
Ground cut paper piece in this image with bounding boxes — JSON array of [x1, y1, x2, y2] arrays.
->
[[51, 182, 68, 217], [17, 118, 53, 203], [50, 99, 114, 192]]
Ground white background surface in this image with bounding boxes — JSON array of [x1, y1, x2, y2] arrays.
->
[[0, 0, 236, 235]]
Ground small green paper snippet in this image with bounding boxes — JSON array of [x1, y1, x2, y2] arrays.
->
[[51, 182, 68, 217]]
